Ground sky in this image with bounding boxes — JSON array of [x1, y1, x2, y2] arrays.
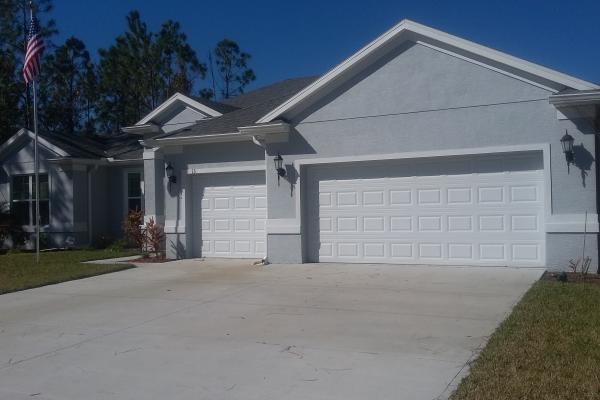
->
[[49, 0, 600, 92]]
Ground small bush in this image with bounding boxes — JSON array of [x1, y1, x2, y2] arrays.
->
[[144, 217, 165, 256], [107, 239, 128, 252], [122, 209, 145, 251]]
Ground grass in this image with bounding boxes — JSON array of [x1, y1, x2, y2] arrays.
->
[[452, 280, 600, 400], [0, 249, 139, 295]]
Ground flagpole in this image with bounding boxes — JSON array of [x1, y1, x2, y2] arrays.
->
[[29, 3, 40, 263]]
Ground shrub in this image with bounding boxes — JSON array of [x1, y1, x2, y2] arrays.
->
[[144, 217, 164, 256], [122, 209, 145, 251], [0, 201, 22, 248], [107, 239, 128, 252]]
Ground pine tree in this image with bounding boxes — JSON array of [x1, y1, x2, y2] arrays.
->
[[211, 39, 256, 99], [96, 11, 205, 133], [38, 37, 94, 134], [0, 0, 56, 142]]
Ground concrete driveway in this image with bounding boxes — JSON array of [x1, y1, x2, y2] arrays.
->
[[0, 259, 543, 400]]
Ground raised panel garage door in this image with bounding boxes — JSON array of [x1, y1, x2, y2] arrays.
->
[[193, 172, 266, 258], [308, 156, 545, 266]]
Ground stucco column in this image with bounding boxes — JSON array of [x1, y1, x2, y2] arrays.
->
[[143, 147, 165, 225], [264, 146, 304, 264]]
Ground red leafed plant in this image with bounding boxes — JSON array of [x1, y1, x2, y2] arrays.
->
[[144, 217, 165, 256], [122, 209, 145, 251]]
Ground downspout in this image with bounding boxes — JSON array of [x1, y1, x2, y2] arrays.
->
[[252, 135, 269, 263], [87, 165, 99, 245]]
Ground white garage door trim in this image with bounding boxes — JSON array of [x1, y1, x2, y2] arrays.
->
[[192, 173, 267, 259]]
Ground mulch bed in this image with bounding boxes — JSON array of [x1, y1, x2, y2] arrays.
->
[[542, 271, 600, 285], [132, 256, 170, 263]]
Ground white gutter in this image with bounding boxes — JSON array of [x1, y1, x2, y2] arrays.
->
[[105, 157, 144, 165], [121, 123, 162, 135], [549, 90, 600, 107], [143, 122, 291, 148]]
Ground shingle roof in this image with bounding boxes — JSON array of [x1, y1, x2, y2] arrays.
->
[[158, 76, 319, 139], [40, 132, 107, 159], [38, 131, 142, 161], [189, 96, 240, 114]]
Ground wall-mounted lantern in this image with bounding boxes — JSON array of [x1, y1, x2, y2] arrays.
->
[[560, 130, 575, 169], [166, 162, 177, 190], [274, 154, 286, 183]]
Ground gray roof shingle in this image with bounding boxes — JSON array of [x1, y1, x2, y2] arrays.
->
[[38, 132, 142, 161], [158, 76, 319, 139]]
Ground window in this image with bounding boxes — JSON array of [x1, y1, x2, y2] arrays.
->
[[127, 172, 143, 212], [11, 174, 49, 226]]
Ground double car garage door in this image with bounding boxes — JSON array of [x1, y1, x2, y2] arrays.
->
[[193, 153, 545, 266], [305, 153, 545, 266]]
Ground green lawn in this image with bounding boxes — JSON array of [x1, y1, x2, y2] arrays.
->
[[452, 280, 600, 400], [0, 249, 139, 295]]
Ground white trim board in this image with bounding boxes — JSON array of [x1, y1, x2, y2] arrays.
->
[[288, 144, 553, 235], [258, 19, 598, 124], [546, 214, 599, 233], [187, 164, 265, 175]]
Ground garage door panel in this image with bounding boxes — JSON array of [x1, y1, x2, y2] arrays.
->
[[310, 159, 545, 266], [193, 173, 266, 259]]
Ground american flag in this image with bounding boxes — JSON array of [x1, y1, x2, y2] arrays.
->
[[22, 14, 45, 84]]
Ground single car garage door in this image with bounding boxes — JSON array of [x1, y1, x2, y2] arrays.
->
[[305, 153, 545, 266], [193, 171, 266, 258]]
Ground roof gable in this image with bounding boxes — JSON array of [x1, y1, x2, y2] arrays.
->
[[0, 128, 69, 160], [136, 93, 224, 126], [258, 19, 599, 124]]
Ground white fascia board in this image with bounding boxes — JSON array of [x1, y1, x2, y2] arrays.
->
[[549, 91, 600, 107], [136, 93, 222, 126], [257, 19, 599, 123]]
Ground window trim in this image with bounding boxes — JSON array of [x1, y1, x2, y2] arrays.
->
[[123, 169, 144, 216], [10, 173, 50, 229]]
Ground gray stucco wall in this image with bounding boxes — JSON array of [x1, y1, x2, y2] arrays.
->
[[263, 42, 597, 268]]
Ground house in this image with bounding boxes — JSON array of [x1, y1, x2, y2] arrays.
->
[[2, 19, 600, 270], [0, 129, 144, 248]]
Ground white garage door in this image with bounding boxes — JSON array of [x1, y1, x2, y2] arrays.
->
[[193, 172, 266, 259], [309, 157, 545, 266]]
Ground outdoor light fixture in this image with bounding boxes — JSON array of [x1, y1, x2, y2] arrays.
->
[[165, 162, 177, 189], [274, 153, 286, 183], [560, 130, 575, 168]]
